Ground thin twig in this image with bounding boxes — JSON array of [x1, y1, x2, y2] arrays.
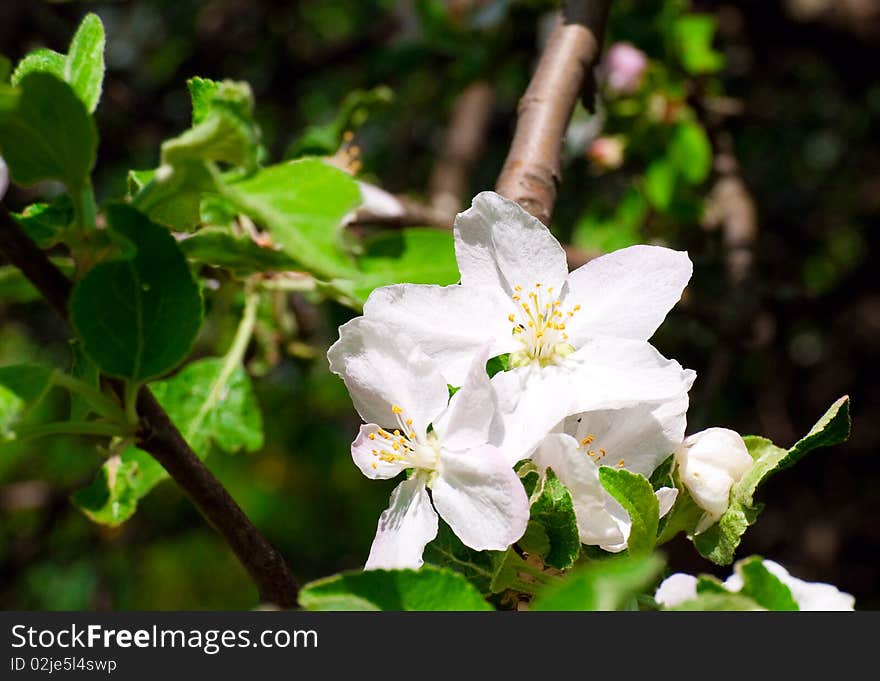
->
[[0, 205, 298, 608], [495, 0, 612, 225]]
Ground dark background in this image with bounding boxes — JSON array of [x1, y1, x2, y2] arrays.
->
[[1, 0, 877, 609]]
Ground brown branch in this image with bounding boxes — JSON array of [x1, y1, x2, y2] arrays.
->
[[428, 80, 495, 220], [0, 206, 298, 608], [495, 0, 612, 225]]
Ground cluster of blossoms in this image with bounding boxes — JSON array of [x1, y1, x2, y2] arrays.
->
[[328, 191, 756, 570]]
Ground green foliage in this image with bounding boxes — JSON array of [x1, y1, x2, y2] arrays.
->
[[673, 14, 724, 75], [11, 13, 105, 113], [694, 397, 850, 564], [299, 566, 493, 611], [339, 228, 461, 305], [12, 197, 73, 248], [0, 364, 53, 439], [735, 556, 798, 611], [668, 593, 763, 611], [423, 521, 504, 595], [530, 554, 664, 611], [669, 121, 712, 184], [71, 456, 140, 526], [179, 228, 299, 275], [598, 467, 659, 556], [0, 73, 96, 192], [520, 469, 580, 570], [69, 204, 203, 382], [220, 159, 361, 279], [572, 186, 646, 253]]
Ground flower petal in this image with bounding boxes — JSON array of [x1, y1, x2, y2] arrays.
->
[[432, 343, 502, 452], [724, 559, 855, 611], [351, 424, 411, 480], [363, 283, 515, 386], [430, 444, 529, 552], [365, 475, 438, 570], [655, 573, 699, 608], [531, 433, 626, 548], [564, 244, 692, 343], [562, 392, 689, 478], [454, 191, 569, 295], [491, 364, 579, 464], [566, 337, 696, 413], [327, 317, 449, 435]]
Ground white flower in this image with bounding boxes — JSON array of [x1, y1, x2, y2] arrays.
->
[[655, 559, 855, 611], [531, 392, 689, 551], [327, 317, 529, 570], [603, 42, 648, 95], [363, 191, 695, 463], [674, 427, 753, 533]]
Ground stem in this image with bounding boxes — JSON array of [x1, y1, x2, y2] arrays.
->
[[51, 371, 127, 425], [15, 421, 125, 442], [124, 381, 141, 428], [495, 0, 612, 225], [186, 283, 260, 442], [0, 207, 298, 607], [71, 181, 97, 232]]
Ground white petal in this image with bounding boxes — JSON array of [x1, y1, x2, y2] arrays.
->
[[327, 317, 449, 436], [363, 283, 515, 386], [564, 245, 692, 343], [567, 337, 697, 413], [433, 343, 502, 452], [491, 365, 580, 464], [454, 191, 569, 294], [656, 486, 679, 518], [531, 433, 625, 547], [725, 560, 855, 611], [365, 476, 438, 570], [563, 392, 689, 478], [351, 424, 410, 480], [655, 573, 699, 608], [430, 444, 529, 551], [0, 157, 8, 202], [675, 428, 753, 527]]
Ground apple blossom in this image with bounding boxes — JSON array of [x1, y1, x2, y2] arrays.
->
[[603, 42, 648, 95], [327, 317, 529, 570], [655, 559, 855, 610], [0, 156, 8, 201], [531, 392, 689, 551], [362, 191, 695, 463], [674, 427, 754, 532]]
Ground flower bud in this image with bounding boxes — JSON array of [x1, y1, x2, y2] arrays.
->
[[674, 427, 753, 532], [587, 136, 625, 170], [604, 42, 648, 95]]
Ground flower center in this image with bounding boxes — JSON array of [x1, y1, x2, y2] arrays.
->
[[367, 405, 440, 471], [508, 282, 580, 367]]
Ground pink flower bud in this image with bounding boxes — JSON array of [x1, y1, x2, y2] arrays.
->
[[587, 136, 625, 170], [604, 42, 648, 95]]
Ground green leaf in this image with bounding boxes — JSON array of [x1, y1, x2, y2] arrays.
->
[[694, 397, 850, 564], [339, 228, 461, 305], [531, 554, 664, 611], [673, 14, 724, 75], [0, 259, 74, 303], [0, 55, 11, 82], [70, 456, 139, 526], [644, 158, 676, 211], [179, 228, 299, 274], [65, 13, 105, 113], [128, 162, 215, 231], [696, 575, 728, 595], [423, 521, 503, 595], [668, 593, 763, 611], [12, 196, 73, 248], [73, 356, 263, 525], [0, 73, 96, 191], [69, 203, 203, 382], [522, 469, 580, 569], [669, 121, 712, 184], [299, 566, 493, 611], [69, 340, 100, 422], [735, 556, 798, 611], [572, 186, 646, 253], [11, 49, 66, 85], [0, 364, 54, 439], [221, 159, 361, 279], [598, 467, 659, 556]]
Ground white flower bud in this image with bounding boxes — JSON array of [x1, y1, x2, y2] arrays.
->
[[674, 427, 753, 532], [604, 42, 648, 95], [0, 156, 8, 202]]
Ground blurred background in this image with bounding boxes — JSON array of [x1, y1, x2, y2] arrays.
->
[[1, 0, 878, 609]]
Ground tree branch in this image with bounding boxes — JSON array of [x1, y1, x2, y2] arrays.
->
[[0, 206, 298, 608], [495, 0, 612, 225]]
